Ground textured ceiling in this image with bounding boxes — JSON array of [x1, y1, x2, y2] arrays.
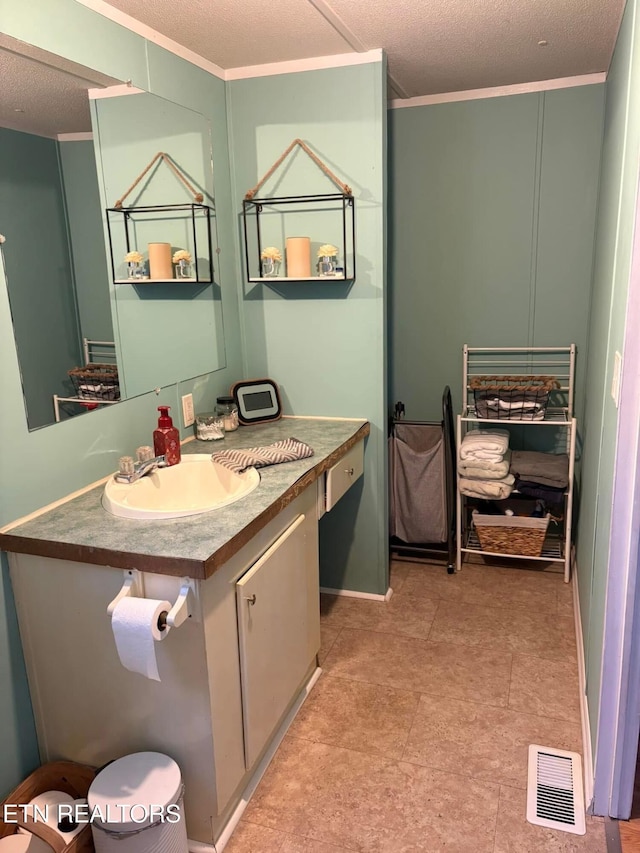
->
[[1, 0, 626, 140], [0, 36, 120, 138], [102, 0, 625, 97]]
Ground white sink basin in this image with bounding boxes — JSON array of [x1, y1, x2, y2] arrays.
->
[[102, 454, 260, 520]]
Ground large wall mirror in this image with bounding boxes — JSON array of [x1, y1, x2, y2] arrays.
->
[[0, 36, 226, 431]]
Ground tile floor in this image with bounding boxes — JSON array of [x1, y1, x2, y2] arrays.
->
[[225, 558, 607, 852]]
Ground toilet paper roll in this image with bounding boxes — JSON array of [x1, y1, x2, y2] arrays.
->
[[111, 597, 171, 681], [18, 792, 86, 843]]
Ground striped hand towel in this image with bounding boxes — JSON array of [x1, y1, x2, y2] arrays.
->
[[211, 437, 314, 474]]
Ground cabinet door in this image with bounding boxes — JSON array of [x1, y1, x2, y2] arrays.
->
[[236, 513, 318, 769]]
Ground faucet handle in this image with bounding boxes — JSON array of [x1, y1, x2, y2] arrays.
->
[[118, 456, 135, 475], [136, 446, 154, 462]]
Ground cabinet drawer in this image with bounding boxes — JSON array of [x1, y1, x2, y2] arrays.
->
[[325, 441, 364, 511]]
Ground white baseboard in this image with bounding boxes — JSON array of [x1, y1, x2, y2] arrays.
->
[[572, 549, 594, 810], [320, 586, 393, 602], [194, 666, 322, 852]]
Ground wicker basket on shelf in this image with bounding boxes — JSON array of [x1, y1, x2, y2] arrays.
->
[[68, 364, 120, 401], [470, 374, 559, 420], [472, 511, 551, 557]]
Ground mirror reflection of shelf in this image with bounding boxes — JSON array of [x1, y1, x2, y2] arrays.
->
[[106, 203, 215, 286], [248, 275, 347, 283], [114, 278, 211, 284]]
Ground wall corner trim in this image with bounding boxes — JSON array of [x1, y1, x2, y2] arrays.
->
[[573, 552, 595, 810], [388, 72, 607, 109]]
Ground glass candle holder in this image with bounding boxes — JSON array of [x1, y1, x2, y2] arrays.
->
[[317, 255, 338, 276], [127, 261, 146, 280], [175, 259, 192, 279], [261, 257, 281, 277]]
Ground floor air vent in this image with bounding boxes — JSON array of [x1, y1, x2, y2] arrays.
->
[[526, 745, 586, 835]]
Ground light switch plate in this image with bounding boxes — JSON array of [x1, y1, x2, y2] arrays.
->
[[182, 393, 195, 427]]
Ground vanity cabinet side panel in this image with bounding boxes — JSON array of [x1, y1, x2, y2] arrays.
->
[[8, 554, 217, 845]]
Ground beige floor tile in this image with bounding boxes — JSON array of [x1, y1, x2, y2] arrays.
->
[[244, 736, 500, 853], [322, 627, 512, 707], [456, 563, 562, 612], [389, 560, 410, 592], [494, 784, 607, 852], [288, 674, 420, 759], [319, 625, 342, 666], [224, 820, 286, 852], [400, 564, 465, 602], [320, 592, 438, 639], [280, 835, 354, 852], [509, 653, 581, 722], [557, 580, 575, 615], [402, 692, 582, 788], [428, 599, 576, 660]]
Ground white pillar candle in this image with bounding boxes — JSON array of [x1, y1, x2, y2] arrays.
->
[[285, 237, 311, 278], [148, 242, 172, 280]]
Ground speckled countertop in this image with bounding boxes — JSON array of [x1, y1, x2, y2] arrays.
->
[[0, 417, 369, 579]]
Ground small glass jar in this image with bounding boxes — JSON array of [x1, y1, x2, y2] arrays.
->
[[216, 396, 239, 432], [175, 259, 192, 279], [195, 412, 225, 441]]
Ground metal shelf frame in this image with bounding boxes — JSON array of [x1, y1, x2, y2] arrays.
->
[[456, 345, 577, 582], [242, 193, 356, 283]]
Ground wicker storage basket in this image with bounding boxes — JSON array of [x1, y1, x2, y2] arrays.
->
[[0, 760, 96, 853], [68, 364, 120, 402], [472, 511, 550, 557], [470, 374, 559, 420]]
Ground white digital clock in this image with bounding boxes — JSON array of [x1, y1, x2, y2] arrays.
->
[[231, 378, 282, 425]]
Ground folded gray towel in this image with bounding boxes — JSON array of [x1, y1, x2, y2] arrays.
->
[[509, 450, 569, 488], [211, 437, 314, 474]]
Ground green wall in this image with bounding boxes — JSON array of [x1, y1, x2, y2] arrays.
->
[[0, 127, 82, 428], [579, 0, 640, 761], [59, 139, 114, 344], [388, 86, 605, 423], [0, 0, 241, 798], [227, 60, 388, 594]]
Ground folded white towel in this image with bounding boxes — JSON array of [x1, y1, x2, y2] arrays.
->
[[458, 458, 511, 480], [460, 449, 506, 463], [459, 476, 514, 500], [459, 429, 509, 460]]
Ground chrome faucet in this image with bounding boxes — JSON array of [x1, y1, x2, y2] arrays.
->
[[114, 454, 166, 484]]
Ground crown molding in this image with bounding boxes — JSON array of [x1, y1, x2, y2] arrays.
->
[[226, 48, 384, 81], [389, 72, 606, 108]]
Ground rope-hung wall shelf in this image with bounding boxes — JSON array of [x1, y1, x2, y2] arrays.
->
[[105, 152, 215, 285], [242, 138, 356, 284]]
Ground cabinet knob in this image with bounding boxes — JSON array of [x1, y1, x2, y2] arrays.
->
[[244, 594, 257, 606], [345, 467, 354, 476]]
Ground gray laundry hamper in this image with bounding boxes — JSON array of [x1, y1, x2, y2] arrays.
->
[[389, 387, 456, 573]]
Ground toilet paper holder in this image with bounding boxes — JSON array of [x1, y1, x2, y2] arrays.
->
[[107, 569, 196, 634]]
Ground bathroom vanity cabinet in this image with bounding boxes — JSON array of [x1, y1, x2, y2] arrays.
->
[[2, 418, 368, 847]]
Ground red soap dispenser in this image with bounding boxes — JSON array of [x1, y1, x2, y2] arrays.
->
[[153, 405, 181, 466]]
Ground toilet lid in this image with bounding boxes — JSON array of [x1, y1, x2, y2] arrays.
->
[[88, 752, 182, 832]]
